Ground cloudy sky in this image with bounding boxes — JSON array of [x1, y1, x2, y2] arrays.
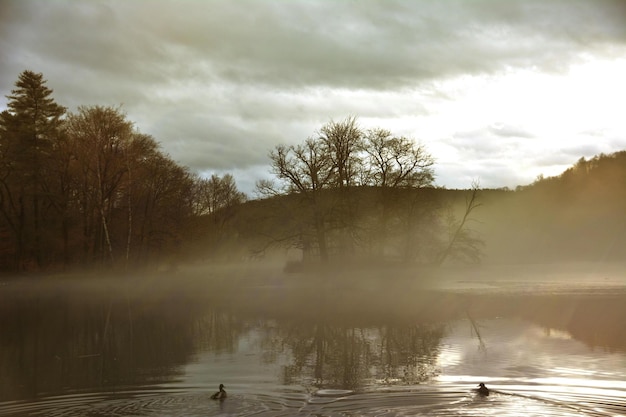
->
[[2, 0, 626, 195]]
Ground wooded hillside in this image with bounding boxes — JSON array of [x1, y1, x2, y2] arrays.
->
[[474, 151, 626, 263], [193, 151, 626, 267]]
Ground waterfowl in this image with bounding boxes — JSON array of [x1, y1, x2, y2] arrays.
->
[[211, 384, 227, 400], [477, 382, 489, 396]]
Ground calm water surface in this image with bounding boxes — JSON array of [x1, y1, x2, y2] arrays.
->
[[1, 266, 625, 416]]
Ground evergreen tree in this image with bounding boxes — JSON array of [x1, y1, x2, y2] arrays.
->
[[0, 70, 65, 270]]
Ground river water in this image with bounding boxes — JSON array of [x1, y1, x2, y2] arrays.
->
[[1, 265, 625, 416]]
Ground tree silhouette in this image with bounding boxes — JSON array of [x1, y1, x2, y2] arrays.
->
[[0, 71, 65, 270], [258, 118, 437, 265]]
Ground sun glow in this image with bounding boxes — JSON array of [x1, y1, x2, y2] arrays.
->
[[433, 56, 626, 136], [409, 54, 626, 188]]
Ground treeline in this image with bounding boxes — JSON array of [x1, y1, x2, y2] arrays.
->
[[470, 151, 626, 263], [201, 149, 626, 267], [0, 71, 245, 273], [194, 117, 484, 267]]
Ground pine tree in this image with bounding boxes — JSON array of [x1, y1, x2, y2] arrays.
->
[[0, 70, 65, 270]]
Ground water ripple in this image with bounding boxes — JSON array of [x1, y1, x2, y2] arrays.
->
[[1, 384, 624, 417]]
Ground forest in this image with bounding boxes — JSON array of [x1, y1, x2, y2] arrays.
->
[[1, 70, 625, 274], [0, 71, 245, 273]]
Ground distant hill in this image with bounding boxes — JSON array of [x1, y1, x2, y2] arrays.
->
[[472, 151, 626, 263], [186, 150, 626, 268]]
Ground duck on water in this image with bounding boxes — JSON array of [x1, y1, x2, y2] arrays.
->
[[211, 384, 227, 400], [477, 383, 489, 396]]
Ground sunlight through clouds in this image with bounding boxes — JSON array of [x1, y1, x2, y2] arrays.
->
[[401, 54, 626, 188]]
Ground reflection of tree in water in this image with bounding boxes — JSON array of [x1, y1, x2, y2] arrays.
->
[[464, 293, 626, 353], [0, 291, 242, 401], [520, 295, 626, 353], [260, 319, 445, 391], [193, 309, 246, 354], [376, 324, 444, 385]]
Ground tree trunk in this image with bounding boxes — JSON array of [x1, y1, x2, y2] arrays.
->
[[314, 207, 329, 263]]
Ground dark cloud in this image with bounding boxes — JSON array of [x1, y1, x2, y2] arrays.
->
[[5, 0, 623, 91]]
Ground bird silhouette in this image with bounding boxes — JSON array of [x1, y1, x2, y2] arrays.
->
[[211, 384, 227, 400], [477, 382, 489, 396]]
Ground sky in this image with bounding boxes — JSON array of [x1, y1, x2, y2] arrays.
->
[[2, 0, 626, 195]]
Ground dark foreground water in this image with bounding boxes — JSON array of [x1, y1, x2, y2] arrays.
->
[[1, 265, 625, 416]]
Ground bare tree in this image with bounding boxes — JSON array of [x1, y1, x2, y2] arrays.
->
[[189, 173, 247, 260], [259, 118, 439, 265], [364, 128, 434, 188], [319, 116, 362, 188], [436, 181, 484, 265], [269, 140, 335, 194], [66, 106, 134, 265], [260, 138, 336, 262], [193, 174, 246, 217], [361, 128, 435, 261]]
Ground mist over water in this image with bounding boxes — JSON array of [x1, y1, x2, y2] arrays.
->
[[1, 263, 625, 416]]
